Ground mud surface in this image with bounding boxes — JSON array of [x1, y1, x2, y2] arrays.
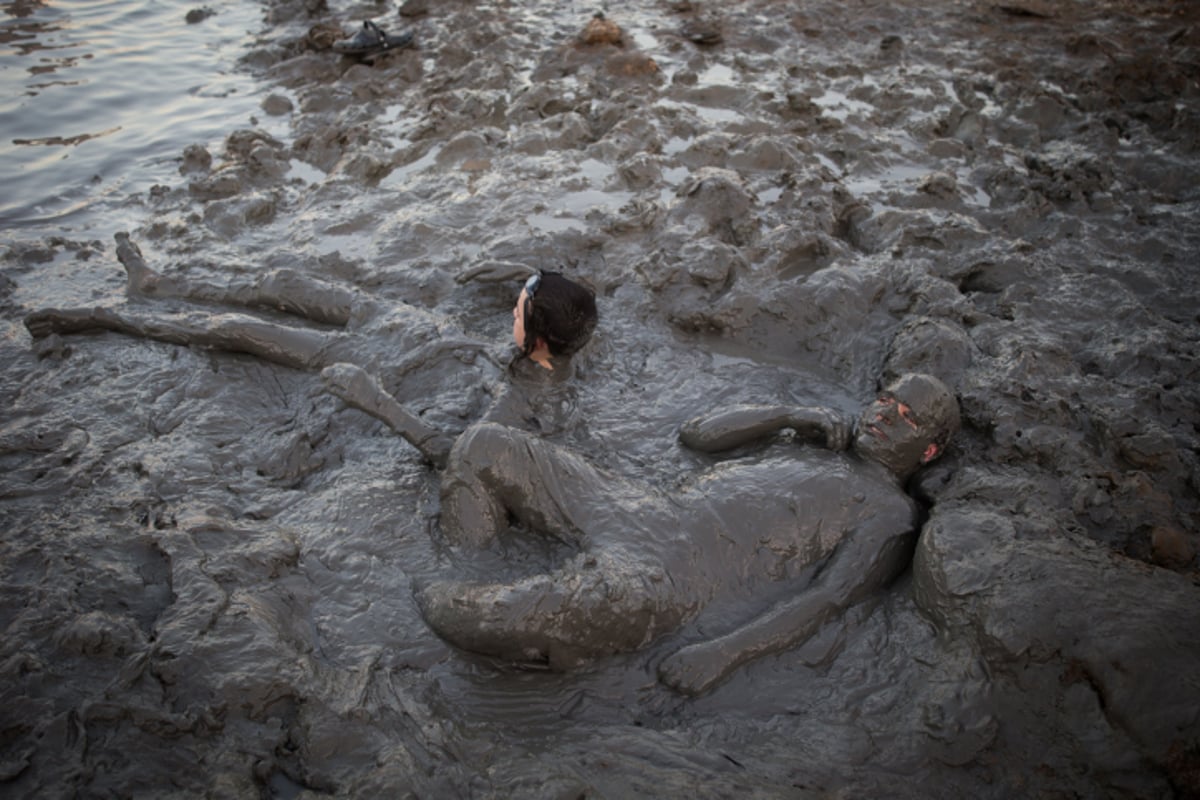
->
[[2, 0, 1200, 796]]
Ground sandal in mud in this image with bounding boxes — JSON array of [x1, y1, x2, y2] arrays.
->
[[332, 20, 414, 57]]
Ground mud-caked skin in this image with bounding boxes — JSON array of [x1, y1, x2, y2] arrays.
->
[[418, 373, 961, 695], [22, 233, 595, 466]]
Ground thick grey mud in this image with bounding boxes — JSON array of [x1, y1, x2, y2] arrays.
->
[[2, 0, 1199, 797]]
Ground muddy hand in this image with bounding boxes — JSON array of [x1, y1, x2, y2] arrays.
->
[[789, 407, 850, 451], [822, 411, 851, 451]]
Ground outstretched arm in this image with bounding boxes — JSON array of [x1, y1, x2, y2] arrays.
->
[[658, 521, 914, 696], [321, 363, 454, 468], [679, 405, 850, 453]]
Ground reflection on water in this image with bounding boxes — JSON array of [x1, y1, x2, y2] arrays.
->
[[812, 88, 874, 122], [696, 62, 733, 86], [0, 0, 269, 229]]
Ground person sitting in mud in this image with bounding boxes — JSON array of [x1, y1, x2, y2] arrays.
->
[[414, 372, 961, 696], [24, 233, 598, 467]]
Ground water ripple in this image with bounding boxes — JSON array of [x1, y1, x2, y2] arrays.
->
[[0, 0, 271, 229]]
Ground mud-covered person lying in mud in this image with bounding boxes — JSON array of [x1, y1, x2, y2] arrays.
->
[[24, 233, 599, 467], [319, 268, 599, 466], [416, 372, 961, 696]]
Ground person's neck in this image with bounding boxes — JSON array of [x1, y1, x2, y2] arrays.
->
[[529, 344, 554, 371], [855, 448, 910, 486]]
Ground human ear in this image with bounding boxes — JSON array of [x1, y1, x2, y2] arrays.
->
[[920, 443, 940, 464]]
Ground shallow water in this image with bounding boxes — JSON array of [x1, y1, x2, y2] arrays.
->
[[0, 0, 272, 229]]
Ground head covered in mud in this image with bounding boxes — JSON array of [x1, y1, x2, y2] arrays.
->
[[854, 372, 960, 479], [513, 270, 598, 362]]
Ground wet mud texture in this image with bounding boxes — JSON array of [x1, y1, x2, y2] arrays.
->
[[3, 0, 1200, 797]]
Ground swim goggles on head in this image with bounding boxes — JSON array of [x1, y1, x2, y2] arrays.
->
[[524, 272, 541, 300]]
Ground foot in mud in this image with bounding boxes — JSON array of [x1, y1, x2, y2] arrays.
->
[[24, 307, 132, 339], [321, 362, 386, 409], [115, 231, 179, 296], [332, 20, 414, 57]]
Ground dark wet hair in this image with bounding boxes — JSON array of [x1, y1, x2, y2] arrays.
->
[[523, 271, 598, 358]]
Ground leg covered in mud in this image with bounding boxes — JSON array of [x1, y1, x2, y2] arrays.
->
[[116, 232, 363, 326], [424, 422, 698, 666], [25, 306, 337, 370], [416, 549, 688, 669], [439, 422, 617, 550]]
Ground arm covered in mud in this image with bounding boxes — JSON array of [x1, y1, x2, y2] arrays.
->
[[678, 405, 850, 453], [321, 363, 455, 468], [657, 519, 915, 696]]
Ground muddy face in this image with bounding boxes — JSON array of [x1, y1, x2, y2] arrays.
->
[[854, 373, 960, 477]]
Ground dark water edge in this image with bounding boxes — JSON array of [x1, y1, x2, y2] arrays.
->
[[1, 0, 1199, 797]]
